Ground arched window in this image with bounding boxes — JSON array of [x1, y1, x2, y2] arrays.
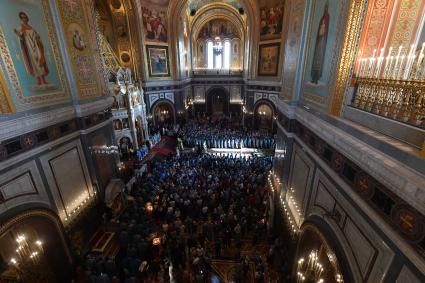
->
[[224, 41, 231, 69], [207, 41, 213, 69], [206, 39, 232, 69]]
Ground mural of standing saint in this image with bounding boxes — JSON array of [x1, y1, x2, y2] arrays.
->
[[14, 12, 51, 88], [310, 3, 330, 84]]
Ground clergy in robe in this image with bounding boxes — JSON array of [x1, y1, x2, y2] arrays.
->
[[15, 12, 49, 85], [311, 4, 330, 84]]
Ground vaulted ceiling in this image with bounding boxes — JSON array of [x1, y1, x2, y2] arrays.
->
[[187, 0, 244, 13]]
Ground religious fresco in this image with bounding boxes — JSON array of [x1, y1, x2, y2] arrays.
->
[[282, 0, 305, 99], [0, 0, 69, 111], [56, 0, 102, 99], [197, 19, 239, 40], [258, 43, 280, 76], [259, 0, 284, 41], [302, 0, 345, 99], [141, 0, 169, 44], [146, 45, 170, 77], [188, 0, 241, 13]]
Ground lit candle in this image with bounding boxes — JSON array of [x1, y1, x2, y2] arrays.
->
[[403, 44, 416, 80], [356, 51, 363, 76], [375, 48, 385, 78], [360, 58, 366, 77], [415, 42, 425, 80], [392, 46, 403, 79], [370, 49, 377, 77], [397, 55, 405, 79], [356, 57, 362, 77], [383, 47, 393, 79]]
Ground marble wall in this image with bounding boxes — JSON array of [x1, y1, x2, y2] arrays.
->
[[0, 118, 115, 226], [273, 115, 425, 282]]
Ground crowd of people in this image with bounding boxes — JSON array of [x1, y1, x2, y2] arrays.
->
[[178, 119, 275, 150], [80, 151, 274, 283]]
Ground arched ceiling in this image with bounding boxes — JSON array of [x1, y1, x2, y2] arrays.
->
[[191, 7, 245, 42], [187, 0, 245, 13], [196, 18, 240, 41]]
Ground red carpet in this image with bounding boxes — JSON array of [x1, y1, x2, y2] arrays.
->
[[146, 136, 177, 161]]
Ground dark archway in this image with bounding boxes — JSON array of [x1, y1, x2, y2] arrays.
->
[[254, 100, 275, 131], [0, 209, 72, 282], [152, 100, 176, 126], [294, 218, 356, 283], [206, 87, 230, 116]]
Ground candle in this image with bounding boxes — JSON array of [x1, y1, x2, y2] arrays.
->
[[415, 42, 425, 80], [397, 55, 405, 79], [357, 57, 362, 77], [403, 44, 416, 79], [359, 58, 365, 77], [383, 47, 393, 79], [368, 49, 377, 77], [403, 44, 416, 80], [392, 46, 403, 79], [356, 51, 362, 76], [375, 48, 385, 78]]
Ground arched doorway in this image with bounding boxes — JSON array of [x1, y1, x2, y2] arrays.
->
[[254, 101, 274, 130], [294, 223, 354, 283], [152, 101, 175, 126], [206, 87, 229, 116], [0, 209, 72, 282]]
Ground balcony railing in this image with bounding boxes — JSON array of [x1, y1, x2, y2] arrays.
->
[[351, 78, 425, 128], [192, 68, 243, 76]]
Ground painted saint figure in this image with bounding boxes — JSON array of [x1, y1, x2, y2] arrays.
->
[[311, 3, 330, 84], [14, 12, 49, 85]]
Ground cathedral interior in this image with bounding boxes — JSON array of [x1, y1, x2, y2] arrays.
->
[[0, 0, 424, 282]]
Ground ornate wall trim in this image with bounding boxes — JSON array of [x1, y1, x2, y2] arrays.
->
[[329, 0, 368, 116], [0, 68, 14, 113]]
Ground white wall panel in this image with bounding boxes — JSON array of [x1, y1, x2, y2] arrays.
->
[[39, 140, 93, 222], [288, 145, 315, 225], [0, 160, 50, 213]]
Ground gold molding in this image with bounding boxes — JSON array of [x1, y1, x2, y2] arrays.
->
[[0, 67, 15, 113], [0, 209, 73, 263], [329, 0, 368, 116]]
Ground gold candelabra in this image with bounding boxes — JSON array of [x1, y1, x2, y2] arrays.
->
[[7, 234, 50, 282], [296, 250, 324, 283], [352, 44, 425, 128], [352, 78, 424, 127]]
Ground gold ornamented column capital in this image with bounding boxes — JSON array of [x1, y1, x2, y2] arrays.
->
[[329, 0, 368, 116]]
